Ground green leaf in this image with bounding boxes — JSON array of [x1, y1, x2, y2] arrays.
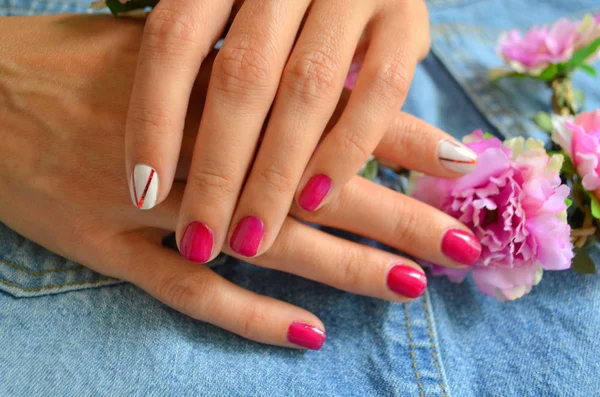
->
[[571, 249, 597, 274], [580, 64, 597, 76], [567, 37, 600, 70], [105, 0, 157, 16], [565, 197, 573, 208], [561, 154, 575, 175], [490, 69, 527, 82], [532, 112, 554, 133], [538, 64, 559, 81], [360, 158, 379, 181], [591, 195, 600, 219], [483, 132, 495, 139]]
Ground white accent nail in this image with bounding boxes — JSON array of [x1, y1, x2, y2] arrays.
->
[[438, 140, 477, 174], [129, 164, 159, 210]]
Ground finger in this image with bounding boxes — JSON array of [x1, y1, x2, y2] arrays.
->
[[247, 217, 427, 302], [373, 112, 478, 177], [293, 176, 481, 268], [113, 237, 327, 350], [132, 181, 185, 230], [177, 0, 310, 263], [226, 0, 375, 258], [295, 3, 428, 213], [125, 0, 233, 210]]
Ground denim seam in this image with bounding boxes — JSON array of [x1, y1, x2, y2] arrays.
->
[[430, 41, 516, 138], [421, 296, 448, 397], [423, 289, 453, 397], [431, 6, 600, 36], [0, 275, 116, 292], [403, 303, 425, 397], [433, 25, 512, 126], [0, 258, 84, 275]]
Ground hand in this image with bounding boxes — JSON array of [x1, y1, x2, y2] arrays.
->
[[124, 0, 463, 264], [0, 15, 480, 350]]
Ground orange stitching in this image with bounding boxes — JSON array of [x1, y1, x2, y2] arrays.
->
[[404, 303, 425, 397], [0, 276, 118, 292], [422, 296, 447, 397], [0, 258, 83, 275]]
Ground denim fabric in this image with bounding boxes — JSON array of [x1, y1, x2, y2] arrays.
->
[[2, 1, 600, 396]]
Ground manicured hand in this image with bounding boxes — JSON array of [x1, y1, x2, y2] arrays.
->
[[124, 0, 442, 263], [0, 15, 480, 350]]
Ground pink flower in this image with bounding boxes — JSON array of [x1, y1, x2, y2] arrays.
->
[[413, 131, 573, 300], [552, 110, 600, 191], [498, 14, 600, 75]]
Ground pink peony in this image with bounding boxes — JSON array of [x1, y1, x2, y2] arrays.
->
[[552, 110, 600, 191], [498, 14, 600, 75], [413, 131, 573, 300]]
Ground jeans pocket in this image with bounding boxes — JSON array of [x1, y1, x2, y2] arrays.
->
[[0, 222, 123, 298], [428, 2, 600, 141]]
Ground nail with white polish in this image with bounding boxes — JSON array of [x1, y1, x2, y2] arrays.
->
[[129, 164, 159, 210], [438, 140, 477, 174]]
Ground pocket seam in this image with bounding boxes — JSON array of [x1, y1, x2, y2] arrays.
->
[[1, 258, 85, 275], [0, 275, 117, 293]]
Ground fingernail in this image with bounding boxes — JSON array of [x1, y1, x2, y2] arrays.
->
[[230, 216, 264, 257], [180, 222, 214, 263], [438, 140, 477, 174], [386, 264, 427, 299], [130, 164, 159, 210], [287, 322, 326, 350], [298, 174, 332, 212], [441, 229, 481, 266]]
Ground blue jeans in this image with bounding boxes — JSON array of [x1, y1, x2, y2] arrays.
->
[[2, 1, 600, 396]]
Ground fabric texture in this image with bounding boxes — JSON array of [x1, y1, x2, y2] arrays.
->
[[1, 0, 600, 396]]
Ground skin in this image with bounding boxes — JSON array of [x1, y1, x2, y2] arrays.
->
[[0, 15, 474, 349], [124, 0, 440, 262]]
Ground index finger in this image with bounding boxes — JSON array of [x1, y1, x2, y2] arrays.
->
[[125, 0, 233, 209]]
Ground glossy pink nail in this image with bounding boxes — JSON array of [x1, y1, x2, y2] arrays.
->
[[230, 216, 264, 257], [298, 174, 332, 212], [287, 322, 326, 350], [387, 265, 427, 299], [441, 229, 481, 266], [180, 222, 214, 263]]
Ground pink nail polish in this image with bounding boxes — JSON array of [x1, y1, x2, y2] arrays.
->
[[298, 174, 332, 212], [441, 229, 481, 266], [180, 222, 214, 263], [230, 216, 264, 257], [386, 265, 427, 299], [287, 322, 326, 350]]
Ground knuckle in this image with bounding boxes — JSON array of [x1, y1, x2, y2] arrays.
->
[[157, 272, 213, 314], [369, 56, 411, 101], [285, 46, 339, 102], [334, 130, 370, 160], [127, 105, 177, 137], [339, 251, 366, 291], [146, 7, 199, 47], [213, 34, 273, 95], [189, 167, 237, 199], [239, 299, 268, 340], [255, 165, 295, 196], [392, 202, 421, 243], [389, 116, 421, 150]]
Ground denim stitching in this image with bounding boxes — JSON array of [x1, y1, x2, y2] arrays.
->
[[0, 258, 83, 275], [433, 24, 516, 131], [421, 296, 447, 397], [423, 289, 453, 397], [403, 303, 425, 397], [430, 41, 514, 138], [0, 275, 116, 292]]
